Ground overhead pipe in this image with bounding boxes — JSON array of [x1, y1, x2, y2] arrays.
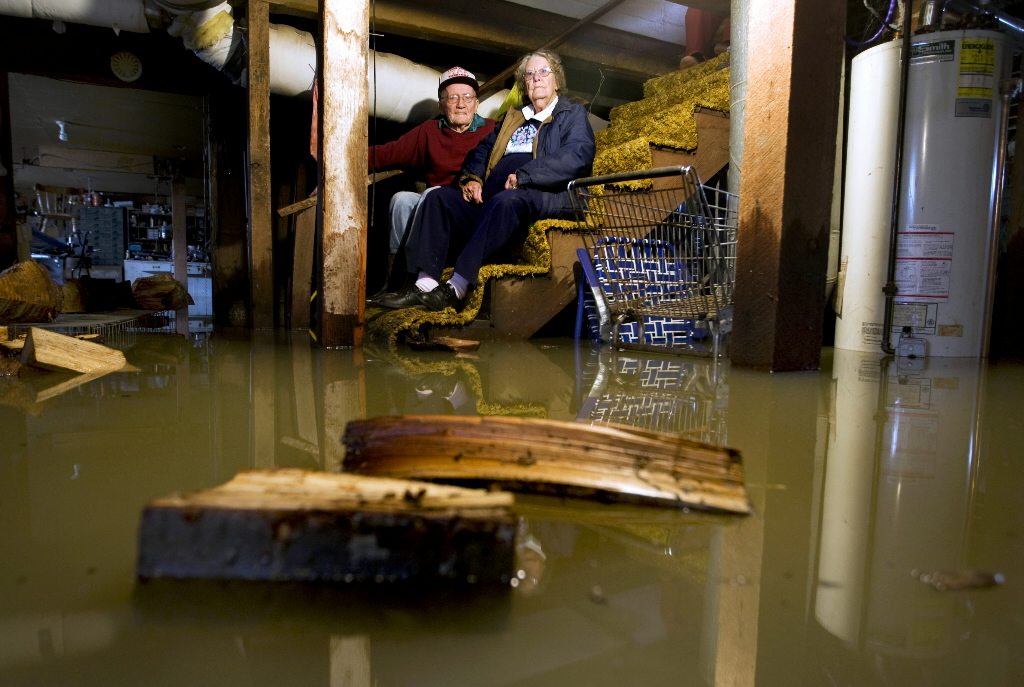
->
[[0, 0, 150, 33], [167, 2, 513, 114], [947, 0, 1024, 41], [0, 0, 510, 121]]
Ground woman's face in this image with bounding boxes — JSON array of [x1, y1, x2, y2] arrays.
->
[[524, 55, 556, 111]]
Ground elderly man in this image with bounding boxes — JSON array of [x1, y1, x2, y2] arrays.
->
[[375, 50, 594, 313], [367, 66, 496, 292]]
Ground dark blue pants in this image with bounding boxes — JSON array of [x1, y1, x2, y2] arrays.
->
[[409, 184, 550, 285]]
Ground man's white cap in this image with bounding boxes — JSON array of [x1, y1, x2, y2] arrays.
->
[[438, 66, 479, 94]]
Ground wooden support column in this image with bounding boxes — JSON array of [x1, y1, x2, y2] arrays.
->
[[319, 0, 369, 348], [248, 0, 274, 329], [731, 0, 846, 371], [252, 332, 277, 468], [0, 71, 17, 269], [171, 177, 189, 335]]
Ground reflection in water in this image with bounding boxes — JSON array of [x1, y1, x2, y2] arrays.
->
[[575, 344, 729, 444], [0, 329, 1020, 686], [817, 351, 996, 679]]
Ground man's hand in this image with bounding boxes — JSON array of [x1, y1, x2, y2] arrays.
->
[[505, 173, 519, 190], [463, 180, 484, 203]]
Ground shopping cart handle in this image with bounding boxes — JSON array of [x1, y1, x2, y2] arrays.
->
[[568, 165, 700, 190]]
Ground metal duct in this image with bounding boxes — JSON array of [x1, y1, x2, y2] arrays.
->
[[0, 0, 511, 121], [0, 0, 149, 33]]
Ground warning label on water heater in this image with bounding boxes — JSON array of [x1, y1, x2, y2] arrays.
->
[[957, 38, 997, 117], [895, 225, 953, 299]]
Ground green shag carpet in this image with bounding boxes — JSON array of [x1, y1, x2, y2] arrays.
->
[[365, 218, 565, 347], [362, 340, 547, 417]]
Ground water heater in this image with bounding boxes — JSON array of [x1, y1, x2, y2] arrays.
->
[[835, 29, 1012, 357]]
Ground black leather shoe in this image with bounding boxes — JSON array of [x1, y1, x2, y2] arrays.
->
[[373, 285, 426, 309], [416, 283, 462, 312]]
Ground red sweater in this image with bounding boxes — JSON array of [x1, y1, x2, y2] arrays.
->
[[368, 116, 496, 188]]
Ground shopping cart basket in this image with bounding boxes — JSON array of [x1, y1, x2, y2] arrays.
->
[[568, 165, 738, 356]]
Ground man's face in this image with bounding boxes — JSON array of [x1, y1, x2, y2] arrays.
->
[[440, 83, 478, 130]]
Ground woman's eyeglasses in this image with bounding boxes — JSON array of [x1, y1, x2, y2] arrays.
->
[[525, 66, 553, 80]]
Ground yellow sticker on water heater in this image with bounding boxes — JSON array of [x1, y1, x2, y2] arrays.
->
[[958, 38, 996, 98]]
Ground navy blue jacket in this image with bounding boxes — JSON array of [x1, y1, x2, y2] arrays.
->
[[460, 97, 596, 215]]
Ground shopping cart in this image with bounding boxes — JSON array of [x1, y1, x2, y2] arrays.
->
[[569, 165, 738, 357]]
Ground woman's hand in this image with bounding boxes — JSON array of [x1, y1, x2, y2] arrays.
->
[[505, 173, 519, 191], [463, 180, 483, 203]]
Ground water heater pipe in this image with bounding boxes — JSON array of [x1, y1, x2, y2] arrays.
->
[[879, 3, 914, 355], [980, 77, 1021, 358], [947, 0, 1024, 40]]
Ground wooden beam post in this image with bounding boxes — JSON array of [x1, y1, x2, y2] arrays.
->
[[318, 0, 369, 347], [731, 0, 846, 370], [248, 0, 274, 329], [171, 176, 189, 335], [0, 71, 17, 270]]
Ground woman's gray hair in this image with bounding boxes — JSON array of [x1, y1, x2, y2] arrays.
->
[[514, 50, 567, 94]]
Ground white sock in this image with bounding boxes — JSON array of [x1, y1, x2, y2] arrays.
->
[[415, 273, 439, 292], [448, 273, 469, 299]]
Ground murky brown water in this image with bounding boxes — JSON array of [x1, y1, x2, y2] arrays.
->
[[1, 327, 1021, 686]]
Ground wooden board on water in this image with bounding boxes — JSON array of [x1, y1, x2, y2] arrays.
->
[[20, 326, 126, 374], [136, 469, 517, 585], [343, 415, 751, 514]]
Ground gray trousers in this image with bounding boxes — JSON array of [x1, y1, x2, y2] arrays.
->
[[387, 186, 439, 256]]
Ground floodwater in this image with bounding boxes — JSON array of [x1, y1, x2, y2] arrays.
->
[[1, 326, 1021, 686]]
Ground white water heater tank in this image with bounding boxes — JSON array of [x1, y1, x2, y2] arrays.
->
[[835, 29, 1011, 357]]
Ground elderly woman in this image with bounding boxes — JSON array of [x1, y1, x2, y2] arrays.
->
[[374, 49, 595, 311]]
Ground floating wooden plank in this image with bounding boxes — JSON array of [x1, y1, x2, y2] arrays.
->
[[136, 469, 517, 585], [20, 326, 126, 374], [912, 569, 1005, 592], [343, 415, 751, 514], [1, 331, 101, 354], [407, 336, 482, 353], [131, 274, 193, 311], [32, 371, 108, 402], [0, 260, 63, 323]]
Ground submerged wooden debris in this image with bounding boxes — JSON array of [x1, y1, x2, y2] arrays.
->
[[0, 327, 134, 406], [343, 415, 751, 514], [0, 260, 63, 323], [136, 468, 517, 585], [61, 277, 134, 313], [913, 569, 1006, 591], [20, 326, 126, 374], [131, 273, 193, 311], [1, 330, 101, 354], [407, 336, 481, 353]]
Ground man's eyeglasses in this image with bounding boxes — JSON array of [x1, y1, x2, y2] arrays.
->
[[525, 66, 553, 80], [443, 94, 477, 103]]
